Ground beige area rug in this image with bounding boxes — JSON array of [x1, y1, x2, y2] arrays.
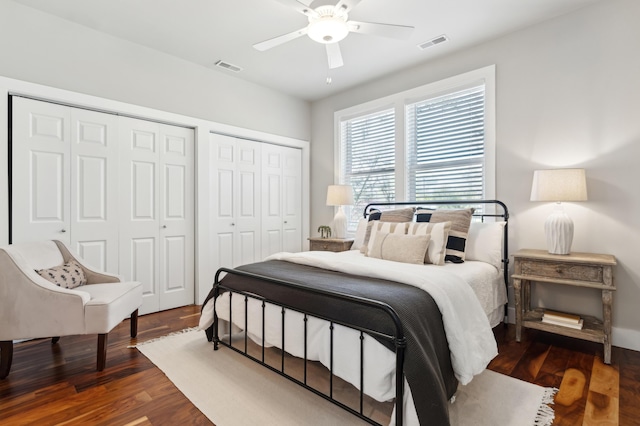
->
[[135, 329, 557, 426]]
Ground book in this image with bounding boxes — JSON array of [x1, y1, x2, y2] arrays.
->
[[543, 310, 581, 324], [541, 317, 584, 330]]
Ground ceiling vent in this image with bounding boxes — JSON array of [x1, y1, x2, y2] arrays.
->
[[214, 60, 243, 73], [417, 34, 449, 50]]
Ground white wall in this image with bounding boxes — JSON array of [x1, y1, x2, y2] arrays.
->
[[0, 1, 311, 306], [0, 1, 310, 141], [310, 0, 640, 350]]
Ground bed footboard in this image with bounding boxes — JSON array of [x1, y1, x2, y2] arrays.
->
[[213, 267, 407, 426]]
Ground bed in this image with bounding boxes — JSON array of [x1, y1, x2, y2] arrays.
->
[[199, 200, 509, 425]]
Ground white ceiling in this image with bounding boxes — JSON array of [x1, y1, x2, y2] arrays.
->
[[14, 0, 601, 101]]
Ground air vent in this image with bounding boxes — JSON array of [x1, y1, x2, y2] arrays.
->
[[214, 60, 243, 73], [417, 34, 449, 50]]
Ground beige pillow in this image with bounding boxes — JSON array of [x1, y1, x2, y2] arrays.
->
[[428, 208, 475, 263], [361, 221, 408, 255], [368, 232, 431, 265], [407, 221, 452, 265], [36, 259, 87, 289]]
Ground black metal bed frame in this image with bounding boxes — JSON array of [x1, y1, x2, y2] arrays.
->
[[212, 199, 509, 426]]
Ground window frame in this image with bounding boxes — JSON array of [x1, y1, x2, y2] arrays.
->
[[334, 66, 496, 229]]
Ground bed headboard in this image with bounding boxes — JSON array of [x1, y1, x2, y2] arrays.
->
[[363, 199, 510, 290]]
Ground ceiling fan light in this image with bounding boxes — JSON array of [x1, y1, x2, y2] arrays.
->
[[308, 17, 349, 44]]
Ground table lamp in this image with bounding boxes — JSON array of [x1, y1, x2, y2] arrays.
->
[[530, 168, 588, 255], [326, 184, 354, 239]]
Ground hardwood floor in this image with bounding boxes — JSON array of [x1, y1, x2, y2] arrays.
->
[[1, 306, 638, 425]]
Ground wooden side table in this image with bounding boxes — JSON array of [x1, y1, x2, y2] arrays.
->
[[308, 237, 354, 252], [512, 249, 616, 364]]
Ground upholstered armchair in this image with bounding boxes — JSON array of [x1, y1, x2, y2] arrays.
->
[[0, 240, 142, 379]]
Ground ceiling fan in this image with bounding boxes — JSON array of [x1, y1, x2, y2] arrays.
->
[[254, 0, 414, 69]]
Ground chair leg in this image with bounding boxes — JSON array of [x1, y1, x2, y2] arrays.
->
[[97, 334, 108, 371], [52, 337, 60, 344], [1, 341, 13, 380], [130, 309, 139, 338]]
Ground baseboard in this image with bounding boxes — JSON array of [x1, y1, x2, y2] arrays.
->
[[612, 326, 640, 353]]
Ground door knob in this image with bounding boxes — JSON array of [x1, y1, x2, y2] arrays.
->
[[162, 225, 167, 229], [231, 223, 235, 226], [60, 229, 67, 233]]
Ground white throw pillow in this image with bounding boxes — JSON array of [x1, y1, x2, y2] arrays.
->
[[465, 221, 506, 270], [368, 232, 431, 265], [407, 221, 451, 266], [351, 218, 368, 250]]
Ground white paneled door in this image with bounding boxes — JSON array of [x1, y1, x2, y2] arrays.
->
[[12, 97, 194, 315], [261, 143, 302, 259], [119, 117, 194, 314], [11, 97, 119, 273], [210, 134, 261, 273]]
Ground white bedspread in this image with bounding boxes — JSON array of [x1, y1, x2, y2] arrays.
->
[[264, 250, 497, 385]]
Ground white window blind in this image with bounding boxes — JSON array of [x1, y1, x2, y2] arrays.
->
[[340, 108, 395, 228], [406, 85, 485, 202]]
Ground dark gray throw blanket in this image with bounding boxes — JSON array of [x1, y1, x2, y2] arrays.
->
[[203, 260, 458, 425]]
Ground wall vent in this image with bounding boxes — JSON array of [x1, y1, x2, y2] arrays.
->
[[417, 34, 449, 50], [214, 60, 243, 73]]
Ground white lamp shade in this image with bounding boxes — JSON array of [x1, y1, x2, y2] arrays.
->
[[326, 185, 354, 206], [530, 169, 588, 202]]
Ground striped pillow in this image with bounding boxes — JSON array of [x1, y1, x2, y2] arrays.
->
[[361, 221, 408, 255], [415, 208, 435, 222], [407, 221, 451, 265], [428, 208, 475, 263]]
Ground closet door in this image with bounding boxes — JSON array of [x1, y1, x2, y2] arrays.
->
[[119, 117, 161, 314], [158, 123, 195, 311], [281, 145, 302, 253], [261, 143, 302, 258], [210, 133, 261, 272], [70, 108, 119, 272], [119, 117, 194, 314], [12, 97, 119, 274], [12, 97, 71, 244]]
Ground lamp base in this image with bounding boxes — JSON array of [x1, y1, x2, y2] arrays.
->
[[544, 205, 574, 255], [333, 206, 347, 238]]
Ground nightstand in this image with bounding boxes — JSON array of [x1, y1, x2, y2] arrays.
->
[[308, 237, 354, 252], [512, 249, 616, 364]]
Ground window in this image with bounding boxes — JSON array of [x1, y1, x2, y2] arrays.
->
[[336, 66, 495, 232], [340, 108, 396, 227], [406, 85, 485, 202]]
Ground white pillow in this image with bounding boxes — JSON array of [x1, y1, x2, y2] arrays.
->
[[465, 221, 506, 270], [362, 221, 408, 255], [407, 221, 451, 266], [351, 218, 368, 250], [367, 232, 431, 265]]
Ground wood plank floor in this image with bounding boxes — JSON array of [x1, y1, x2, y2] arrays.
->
[[1, 305, 638, 425]]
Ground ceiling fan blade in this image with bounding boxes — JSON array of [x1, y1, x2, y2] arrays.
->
[[253, 27, 309, 51], [272, 0, 318, 18], [348, 21, 414, 39], [334, 0, 363, 14], [326, 43, 344, 69]]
